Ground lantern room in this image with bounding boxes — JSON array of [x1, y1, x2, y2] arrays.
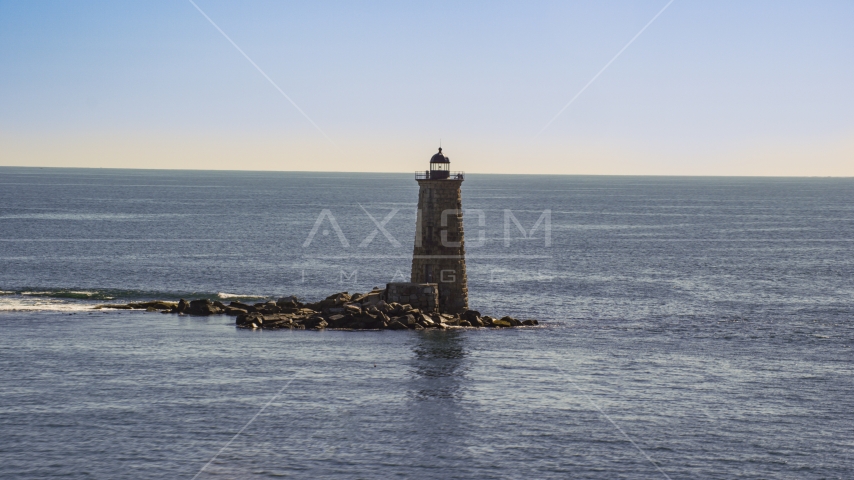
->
[[429, 147, 451, 179]]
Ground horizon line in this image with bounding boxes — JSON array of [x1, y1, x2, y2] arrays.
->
[[0, 165, 851, 179]]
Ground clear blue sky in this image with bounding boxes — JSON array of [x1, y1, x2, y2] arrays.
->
[[1, 0, 852, 175]]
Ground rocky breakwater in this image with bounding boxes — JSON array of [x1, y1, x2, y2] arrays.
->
[[96, 288, 540, 331]]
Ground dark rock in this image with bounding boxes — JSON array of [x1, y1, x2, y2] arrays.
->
[[127, 301, 177, 310], [229, 301, 255, 312], [326, 314, 348, 328], [267, 321, 293, 329], [304, 317, 328, 329], [329, 292, 351, 302], [302, 301, 321, 311], [276, 296, 301, 308], [262, 314, 293, 327], [387, 320, 408, 330], [177, 299, 190, 314], [236, 312, 263, 326], [363, 316, 388, 329], [188, 299, 222, 316], [344, 304, 361, 315], [348, 319, 368, 329], [98, 292, 541, 333], [357, 292, 382, 306], [387, 302, 403, 315], [319, 292, 351, 310], [397, 314, 416, 326], [253, 301, 280, 314]]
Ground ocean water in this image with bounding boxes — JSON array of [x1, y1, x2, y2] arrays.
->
[[1, 166, 853, 479]]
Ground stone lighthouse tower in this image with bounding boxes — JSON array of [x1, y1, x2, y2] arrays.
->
[[411, 148, 468, 313]]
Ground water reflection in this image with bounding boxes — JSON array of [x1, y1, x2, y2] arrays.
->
[[404, 330, 473, 462], [408, 330, 468, 401]]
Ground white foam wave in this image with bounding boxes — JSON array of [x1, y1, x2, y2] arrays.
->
[[216, 292, 266, 299], [21, 290, 100, 296], [0, 297, 97, 312]]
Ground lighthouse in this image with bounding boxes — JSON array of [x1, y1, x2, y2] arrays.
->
[[411, 148, 468, 313]]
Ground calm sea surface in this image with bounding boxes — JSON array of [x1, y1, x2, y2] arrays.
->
[[1, 167, 853, 479]]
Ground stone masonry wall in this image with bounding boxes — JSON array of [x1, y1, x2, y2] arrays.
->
[[410, 178, 468, 313], [384, 283, 439, 313]]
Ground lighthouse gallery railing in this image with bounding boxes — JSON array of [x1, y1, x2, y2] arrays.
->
[[415, 171, 465, 180]]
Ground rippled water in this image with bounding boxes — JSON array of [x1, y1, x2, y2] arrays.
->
[[1, 167, 853, 479]]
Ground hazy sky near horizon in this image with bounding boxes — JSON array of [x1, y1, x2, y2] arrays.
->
[[1, 0, 853, 175]]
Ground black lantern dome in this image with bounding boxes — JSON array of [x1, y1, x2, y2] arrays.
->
[[430, 147, 450, 164], [429, 147, 450, 179]]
